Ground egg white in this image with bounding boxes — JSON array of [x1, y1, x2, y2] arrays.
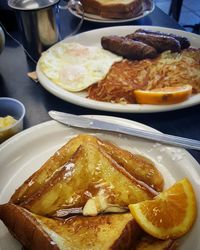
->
[[39, 42, 122, 92]]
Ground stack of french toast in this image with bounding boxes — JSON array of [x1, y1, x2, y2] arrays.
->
[[0, 134, 178, 249]]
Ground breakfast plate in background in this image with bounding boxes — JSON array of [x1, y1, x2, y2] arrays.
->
[[68, 1, 155, 23], [36, 25, 200, 113], [0, 115, 200, 249]]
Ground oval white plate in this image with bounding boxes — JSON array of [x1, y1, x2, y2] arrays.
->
[[68, 2, 155, 23], [0, 115, 200, 249], [37, 25, 200, 113]]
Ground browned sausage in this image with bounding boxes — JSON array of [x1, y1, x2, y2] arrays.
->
[[101, 36, 157, 60], [126, 32, 181, 53], [134, 29, 190, 49]]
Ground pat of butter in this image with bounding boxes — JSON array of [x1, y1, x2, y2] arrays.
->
[[0, 115, 17, 129], [83, 199, 98, 216], [83, 189, 109, 216]]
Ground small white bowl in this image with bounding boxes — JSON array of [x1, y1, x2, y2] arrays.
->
[[0, 97, 25, 143]]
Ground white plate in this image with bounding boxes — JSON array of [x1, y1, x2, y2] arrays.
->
[[37, 25, 200, 113], [68, 1, 155, 23], [0, 115, 200, 249]]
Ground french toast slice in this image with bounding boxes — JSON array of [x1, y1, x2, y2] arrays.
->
[[0, 203, 176, 250], [10, 135, 88, 204], [20, 141, 156, 216], [0, 203, 142, 250], [10, 134, 163, 205], [98, 139, 164, 191]]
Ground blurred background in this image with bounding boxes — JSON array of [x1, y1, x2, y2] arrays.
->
[[0, 0, 200, 33], [155, 0, 200, 34]]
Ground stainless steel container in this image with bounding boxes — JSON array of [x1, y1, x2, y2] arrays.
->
[[8, 0, 83, 61], [0, 26, 5, 54]]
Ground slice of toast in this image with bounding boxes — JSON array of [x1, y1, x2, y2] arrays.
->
[[80, 0, 144, 19], [10, 134, 86, 204], [0, 203, 143, 250], [20, 141, 156, 216], [98, 139, 164, 191], [0, 203, 57, 250], [10, 135, 163, 205], [0, 203, 176, 250]]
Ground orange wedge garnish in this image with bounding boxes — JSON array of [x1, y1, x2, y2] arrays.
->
[[134, 85, 192, 105], [129, 178, 197, 240]]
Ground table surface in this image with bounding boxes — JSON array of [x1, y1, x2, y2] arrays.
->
[[0, 6, 200, 163]]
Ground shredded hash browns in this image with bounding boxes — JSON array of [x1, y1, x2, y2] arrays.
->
[[88, 48, 200, 104]]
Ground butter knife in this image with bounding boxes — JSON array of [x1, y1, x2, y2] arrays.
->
[[49, 111, 200, 151]]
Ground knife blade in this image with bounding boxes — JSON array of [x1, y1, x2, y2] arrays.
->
[[49, 111, 200, 151]]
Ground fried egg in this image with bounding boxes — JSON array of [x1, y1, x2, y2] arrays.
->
[[39, 42, 122, 92]]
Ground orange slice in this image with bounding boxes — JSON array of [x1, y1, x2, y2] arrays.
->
[[134, 85, 192, 105], [129, 178, 197, 240]]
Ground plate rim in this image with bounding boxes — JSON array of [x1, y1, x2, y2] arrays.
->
[[36, 25, 200, 113]]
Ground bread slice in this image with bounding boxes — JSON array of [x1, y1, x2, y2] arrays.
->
[[20, 141, 156, 216], [80, 0, 144, 19], [10, 134, 86, 204], [98, 139, 164, 191], [0, 203, 143, 250], [0, 203, 57, 250], [0, 203, 176, 250], [10, 135, 163, 206]]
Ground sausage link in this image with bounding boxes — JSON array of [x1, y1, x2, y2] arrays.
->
[[134, 29, 190, 49], [126, 32, 181, 53], [101, 36, 157, 60]]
